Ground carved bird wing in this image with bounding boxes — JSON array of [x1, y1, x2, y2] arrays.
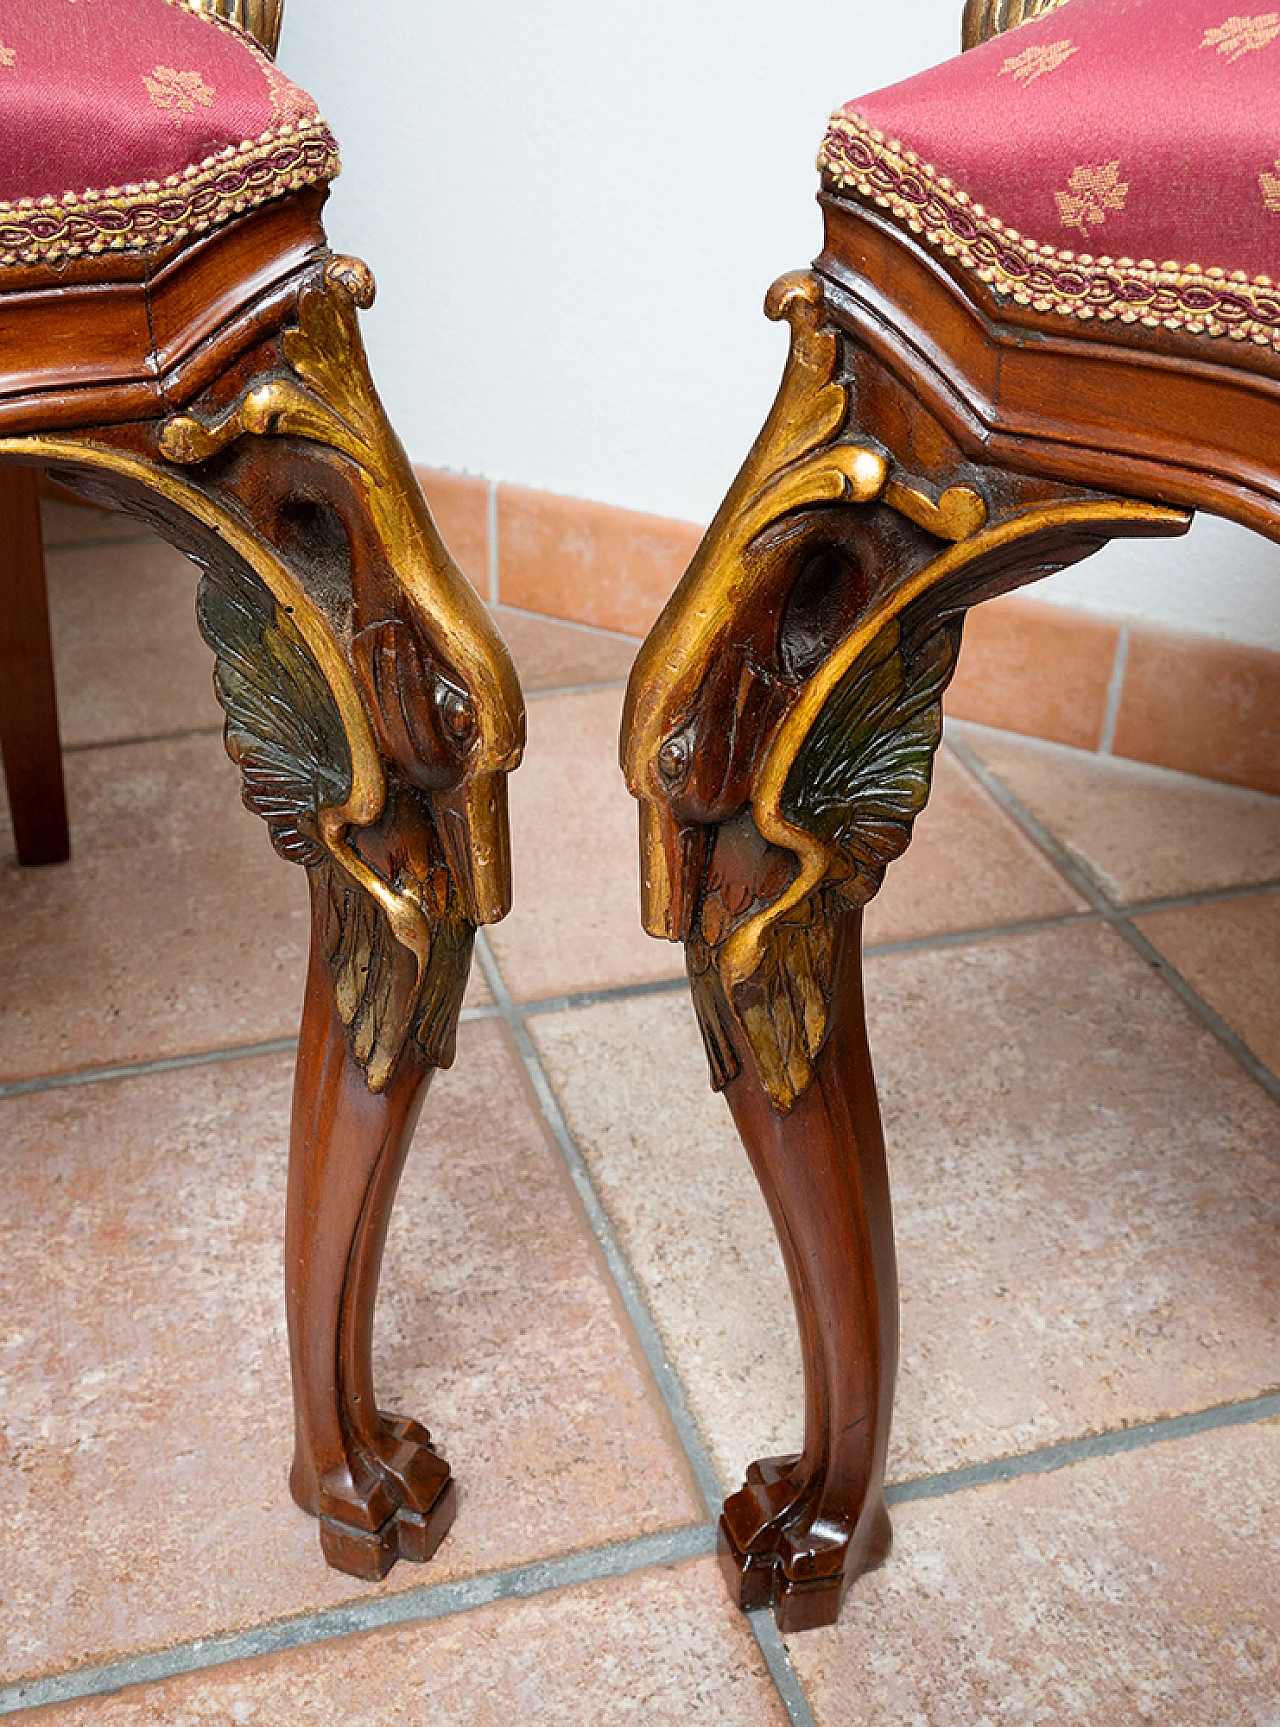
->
[[197, 550, 352, 866], [197, 555, 471, 1087], [707, 615, 960, 1110]]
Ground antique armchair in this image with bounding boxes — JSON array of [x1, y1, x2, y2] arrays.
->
[[0, 0, 523, 1577], [621, 0, 1275, 1631]]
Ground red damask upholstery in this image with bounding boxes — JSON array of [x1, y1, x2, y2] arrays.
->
[[0, 0, 337, 267], [821, 0, 1280, 350]]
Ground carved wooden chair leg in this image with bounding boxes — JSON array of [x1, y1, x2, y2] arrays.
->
[[286, 919, 456, 1575], [716, 904, 896, 1632], [0, 466, 69, 865], [621, 271, 1189, 1629], [0, 252, 524, 1578]]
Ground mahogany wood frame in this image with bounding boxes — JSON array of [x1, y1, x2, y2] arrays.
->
[[0, 190, 525, 1579], [621, 187, 1279, 1632]]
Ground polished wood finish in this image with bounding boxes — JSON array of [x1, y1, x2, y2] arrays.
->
[[620, 226, 1234, 1625], [0, 466, 68, 865], [0, 201, 524, 1578], [817, 197, 1280, 536], [717, 906, 896, 1632]]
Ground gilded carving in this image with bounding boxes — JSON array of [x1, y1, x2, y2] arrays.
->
[[5, 255, 522, 1094], [191, 0, 286, 56], [622, 271, 1186, 1112]]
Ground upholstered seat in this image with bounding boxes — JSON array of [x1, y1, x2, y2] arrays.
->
[[0, 0, 336, 266], [821, 0, 1280, 351]]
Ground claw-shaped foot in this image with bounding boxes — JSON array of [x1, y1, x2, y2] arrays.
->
[[298, 1412, 457, 1582], [719, 1454, 892, 1632]]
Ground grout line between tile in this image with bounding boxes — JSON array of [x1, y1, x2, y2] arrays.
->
[[0, 1038, 300, 1099], [0, 1527, 719, 1716], [747, 1613, 823, 1727], [525, 679, 630, 701], [886, 1391, 1280, 1505], [474, 932, 725, 1514], [1098, 621, 1129, 755], [491, 601, 644, 646], [520, 974, 690, 1017], [948, 733, 1280, 1107], [63, 724, 224, 754], [864, 911, 1097, 957], [487, 479, 499, 607], [0, 1009, 499, 1101], [1125, 877, 1280, 916], [11, 1384, 1279, 1713]]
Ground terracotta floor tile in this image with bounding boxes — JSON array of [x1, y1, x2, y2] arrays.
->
[[0, 735, 310, 1080], [956, 724, 1280, 902], [1114, 624, 1280, 797], [0, 1023, 699, 1684], [788, 1419, 1280, 1727], [487, 687, 685, 1000], [415, 467, 489, 596], [1136, 889, 1280, 1074], [45, 535, 222, 749], [30, 1559, 785, 1726], [496, 484, 702, 637], [946, 593, 1120, 751], [492, 606, 638, 694], [532, 925, 1280, 1491], [864, 746, 1084, 947]]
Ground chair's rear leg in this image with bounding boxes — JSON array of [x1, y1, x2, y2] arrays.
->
[[0, 467, 69, 865]]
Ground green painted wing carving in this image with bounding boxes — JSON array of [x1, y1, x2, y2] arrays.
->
[[716, 615, 961, 1110], [196, 555, 351, 866], [196, 556, 470, 1084]]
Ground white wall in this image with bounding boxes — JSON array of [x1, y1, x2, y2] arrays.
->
[[279, 1, 1280, 650]]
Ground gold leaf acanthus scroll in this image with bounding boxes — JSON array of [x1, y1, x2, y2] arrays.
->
[[622, 270, 1187, 1113]]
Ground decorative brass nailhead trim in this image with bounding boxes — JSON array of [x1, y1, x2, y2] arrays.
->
[[820, 110, 1280, 350]]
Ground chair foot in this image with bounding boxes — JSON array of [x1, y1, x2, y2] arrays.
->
[[719, 1459, 893, 1630], [318, 1473, 458, 1581]]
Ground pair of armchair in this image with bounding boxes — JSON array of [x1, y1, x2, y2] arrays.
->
[[1, 0, 1271, 1632]]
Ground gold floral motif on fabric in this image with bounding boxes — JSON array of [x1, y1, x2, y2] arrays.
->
[[1261, 161, 1280, 211], [261, 60, 313, 125], [820, 111, 1280, 349], [144, 64, 216, 120], [1055, 160, 1128, 236], [0, 41, 15, 66], [1200, 13, 1280, 58], [999, 39, 1077, 84]]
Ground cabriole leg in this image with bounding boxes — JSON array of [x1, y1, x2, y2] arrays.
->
[[718, 906, 895, 1631], [621, 270, 1189, 1629], [287, 913, 455, 1577], [2, 253, 524, 1577]]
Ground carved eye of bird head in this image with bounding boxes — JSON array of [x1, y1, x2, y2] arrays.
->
[[656, 729, 692, 786], [436, 679, 477, 746]]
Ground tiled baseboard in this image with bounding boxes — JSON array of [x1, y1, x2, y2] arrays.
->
[[419, 466, 1280, 799]]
